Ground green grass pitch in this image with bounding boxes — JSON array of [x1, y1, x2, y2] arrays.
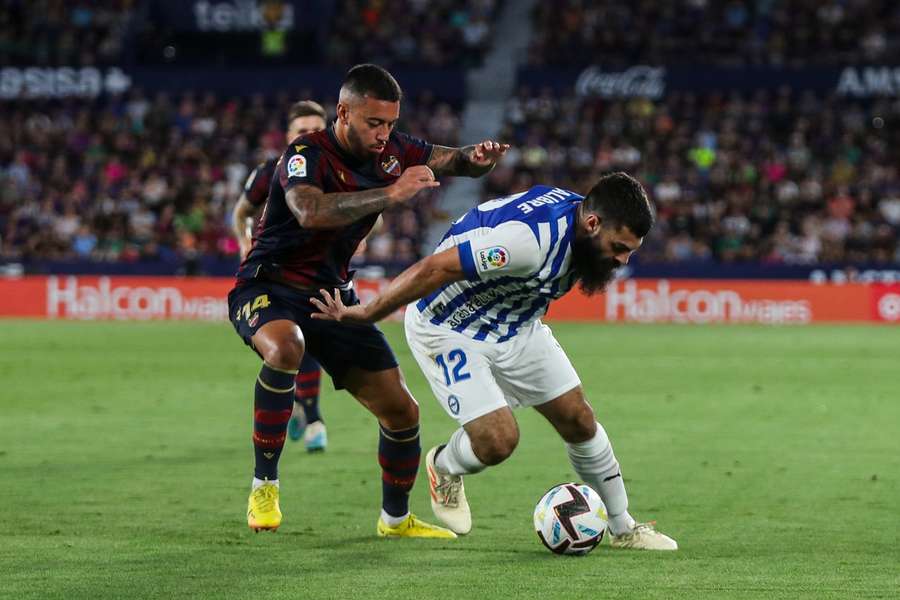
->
[[1, 320, 898, 599]]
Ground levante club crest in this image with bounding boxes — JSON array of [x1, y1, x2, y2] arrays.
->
[[381, 155, 401, 176]]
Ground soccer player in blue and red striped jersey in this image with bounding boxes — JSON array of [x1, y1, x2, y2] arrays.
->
[[228, 63, 509, 536], [231, 100, 329, 453]]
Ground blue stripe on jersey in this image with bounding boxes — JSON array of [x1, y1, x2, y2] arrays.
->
[[416, 285, 445, 312], [472, 292, 530, 341], [416, 185, 584, 340], [446, 213, 562, 334], [496, 214, 575, 342], [454, 286, 536, 336], [457, 240, 477, 280], [427, 274, 529, 326]]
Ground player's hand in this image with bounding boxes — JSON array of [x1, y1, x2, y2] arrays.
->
[[389, 165, 440, 203], [469, 140, 510, 167], [310, 288, 371, 324]]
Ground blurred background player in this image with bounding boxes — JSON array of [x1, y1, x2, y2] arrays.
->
[[231, 99, 329, 452], [311, 173, 677, 550], [229, 63, 508, 535]]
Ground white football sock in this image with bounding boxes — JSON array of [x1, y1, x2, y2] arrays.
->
[[252, 477, 279, 490], [380, 509, 409, 527], [435, 428, 487, 476], [566, 421, 635, 536]]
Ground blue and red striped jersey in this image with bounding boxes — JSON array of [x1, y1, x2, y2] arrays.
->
[[242, 157, 279, 208], [237, 125, 433, 287]]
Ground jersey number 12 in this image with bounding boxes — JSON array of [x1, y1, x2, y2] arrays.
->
[[435, 349, 471, 386]]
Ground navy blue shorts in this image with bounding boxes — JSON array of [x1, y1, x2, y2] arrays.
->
[[228, 279, 398, 389]]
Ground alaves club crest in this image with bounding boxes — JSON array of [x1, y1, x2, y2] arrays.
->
[[381, 155, 401, 176]]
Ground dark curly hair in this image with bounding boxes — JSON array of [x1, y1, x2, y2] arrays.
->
[[583, 172, 655, 237]]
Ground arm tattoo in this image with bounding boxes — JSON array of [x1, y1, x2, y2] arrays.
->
[[286, 185, 392, 228], [427, 144, 494, 177]]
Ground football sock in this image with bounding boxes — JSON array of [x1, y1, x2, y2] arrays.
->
[[252, 477, 279, 490], [379, 509, 408, 527], [435, 427, 486, 475], [566, 421, 636, 536], [295, 356, 322, 423], [252, 362, 297, 480], [378, 423, 420, 518]]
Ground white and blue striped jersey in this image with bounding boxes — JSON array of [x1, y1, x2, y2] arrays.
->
[[413, 185, 582, 342]]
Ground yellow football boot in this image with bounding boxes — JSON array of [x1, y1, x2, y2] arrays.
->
[[377, 513, 457, 539], [247, 482, 281, 532]]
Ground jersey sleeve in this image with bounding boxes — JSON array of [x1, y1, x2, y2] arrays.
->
[[242, 163, 271, 207], [457, 222, 543, 281], [279, 142, 325, 191], [394, 131, 434, 167]]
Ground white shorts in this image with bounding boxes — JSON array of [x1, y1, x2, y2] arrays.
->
[[404, 308, 581, 425]]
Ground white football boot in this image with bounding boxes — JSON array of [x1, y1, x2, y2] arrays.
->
[[610, 521, 678, 550], [426, 446, 472, 535]]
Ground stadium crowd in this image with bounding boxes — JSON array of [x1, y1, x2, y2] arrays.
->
[[0, 0, 135, 67], [0, 0, 502, 69], [529, 0, 900, 67], [485, 87, 900, 265], [325, 0, 502, 68], [0, 90, 460, 272]]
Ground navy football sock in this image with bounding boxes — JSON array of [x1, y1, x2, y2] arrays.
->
[[253, 363, 296, 480], [295, 369, 322, 423], [378, 423, 421, 518]]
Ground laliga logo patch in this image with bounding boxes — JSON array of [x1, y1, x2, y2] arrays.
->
[[287, 154, 307, 178], [477, 246, 509, 272], [248, 313, 259, 327], [381, 155, 401, 176]]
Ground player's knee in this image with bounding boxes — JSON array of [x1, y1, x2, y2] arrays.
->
[[560, 403, 597, 443], [473, 428, 519, 466], [378, 399, 419, 430], [262, 338, 305, 371]]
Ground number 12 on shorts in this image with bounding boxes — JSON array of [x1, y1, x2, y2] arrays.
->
[[435, 349, 471, 386]]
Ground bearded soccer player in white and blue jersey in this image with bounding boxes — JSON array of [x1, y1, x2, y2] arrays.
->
[[311, 172, 677, 550]]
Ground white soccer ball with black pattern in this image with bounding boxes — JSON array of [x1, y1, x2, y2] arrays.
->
[[533, 483, 607, 555]]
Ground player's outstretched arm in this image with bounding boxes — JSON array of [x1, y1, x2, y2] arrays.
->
[[231, 193, 258, 259], [427, 141, 510, 178], [286, 166, 440, 228], [311, 247, 465, 324]]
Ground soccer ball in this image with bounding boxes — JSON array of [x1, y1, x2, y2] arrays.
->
[[533, 483, 607, 555]]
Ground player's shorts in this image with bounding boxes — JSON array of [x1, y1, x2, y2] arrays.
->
[[404, 307, 581, 425], [228, 279, 398, 389]]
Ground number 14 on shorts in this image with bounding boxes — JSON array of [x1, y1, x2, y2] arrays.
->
[[435, 349, 471, 385]]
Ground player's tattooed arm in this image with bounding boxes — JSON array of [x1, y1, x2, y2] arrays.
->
[[287, 167, 440, 228], [427, 141, 510, 177], [287, 185, 392, 228], [311, 247, 465, 324]]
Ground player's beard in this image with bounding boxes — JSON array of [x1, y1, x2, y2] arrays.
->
[[570, 237, 621, 297], [346, 122, 381, 159]]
